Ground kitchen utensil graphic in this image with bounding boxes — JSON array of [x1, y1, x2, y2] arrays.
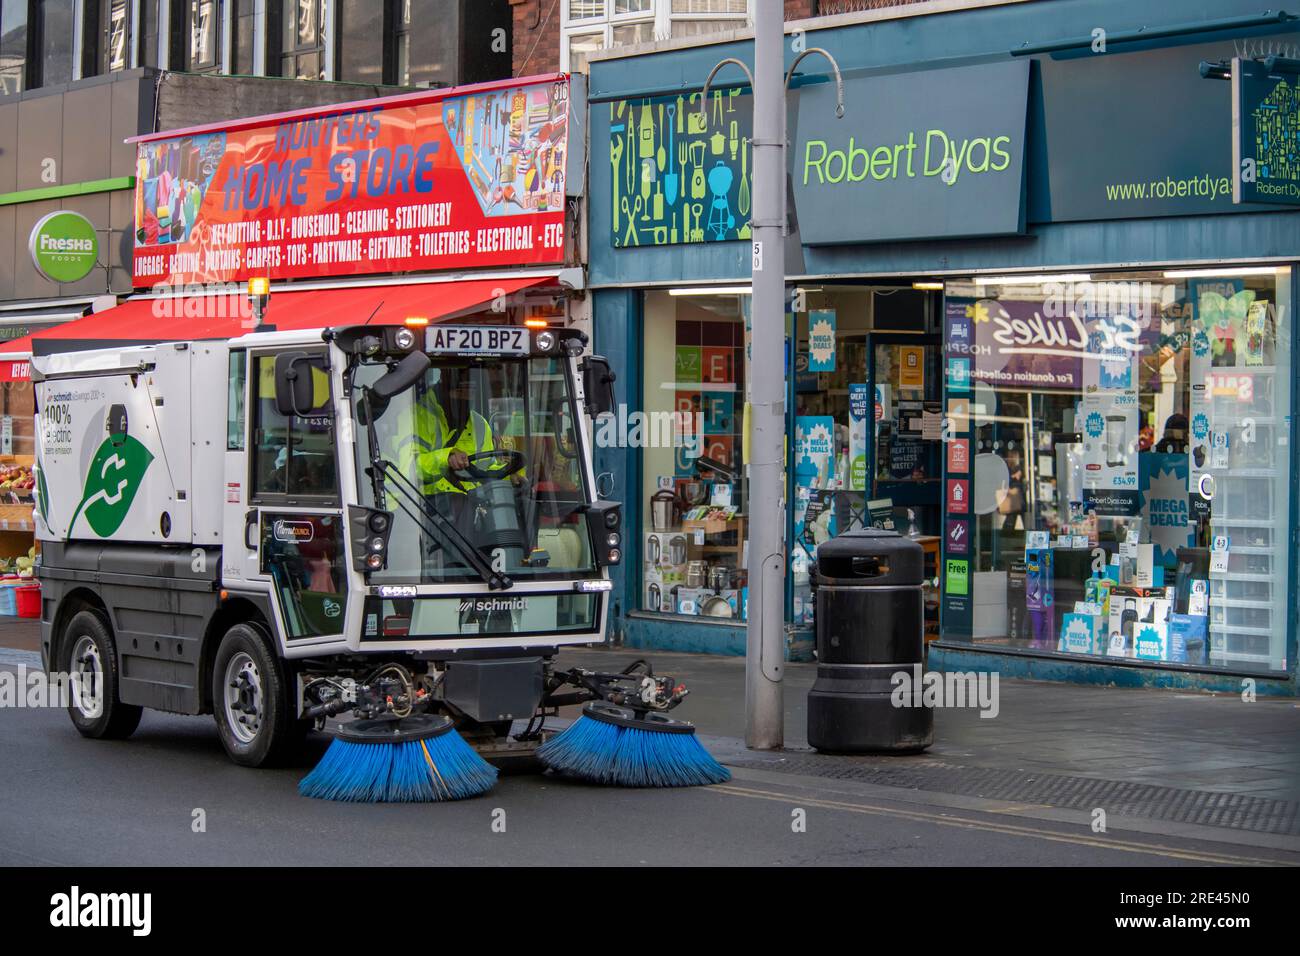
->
[[676, 95, 684, 133], [654, 180, 664, 220], [640, 158, 653, 219], [710, 130, 725, 155], [737, 222, 751, 239], [639, 103, 654, 158], [621, 196, 642, 245], [738, 137, 750, 216], [652, 225, 668, 243], [657, 104, 666, 171], [729, 120, 739, 160], [706, 161, 735, 240], [625, 124, 635, 194], [615, 100, 626, 119], [688, 93, 706, 133], [665, 105, 679, 205], [728, 89, 737, 113], [713, 89, 723, 124], [690, 141, 706, 198], [610, 126, 625, 232], [690, 203, 704, 241]]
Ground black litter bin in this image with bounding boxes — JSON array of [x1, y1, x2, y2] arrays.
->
[[807, 529, 933, 753]]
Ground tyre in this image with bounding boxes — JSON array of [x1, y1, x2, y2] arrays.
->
[[63, 609, 143, 740], [211, 623, 309, 768]]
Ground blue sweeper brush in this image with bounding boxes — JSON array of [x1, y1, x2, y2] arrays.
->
[[538, 701, 730, 787], [300, 713, 498, 802]]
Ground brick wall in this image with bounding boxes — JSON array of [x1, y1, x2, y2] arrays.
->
[[511, 0, 563, 77]]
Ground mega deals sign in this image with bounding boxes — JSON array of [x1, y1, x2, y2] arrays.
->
[[791, 60, 1030, 244], [132, 77, 569, 287]]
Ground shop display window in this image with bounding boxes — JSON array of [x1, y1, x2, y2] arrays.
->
[[640, 291, 747, 620], [942, 269, 1292, 674], [789, 286, 942, 631]]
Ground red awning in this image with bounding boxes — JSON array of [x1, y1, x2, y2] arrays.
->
[[29, 276, 555, 355], [0, 336, 32, 383]]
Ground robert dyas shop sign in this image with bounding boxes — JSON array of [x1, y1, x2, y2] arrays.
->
[[792, 60, 1030, 244]]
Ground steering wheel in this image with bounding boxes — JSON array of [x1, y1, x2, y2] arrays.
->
[[450, 449, 527, 482]]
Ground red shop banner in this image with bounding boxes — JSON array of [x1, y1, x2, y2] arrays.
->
[[132, 75, 570, 287]]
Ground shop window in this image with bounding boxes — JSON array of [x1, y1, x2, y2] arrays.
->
[[231, 0, 256, 74], [251, 353, 336, 501], [640, 290, 747, 620], [941, 269, 1292, 674], [0, 1, 28, 94]]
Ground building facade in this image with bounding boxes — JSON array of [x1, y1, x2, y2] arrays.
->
[[586, 0, 1300, 695]]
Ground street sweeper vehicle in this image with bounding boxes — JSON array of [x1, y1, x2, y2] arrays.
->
[[33, 315, 728, 799]]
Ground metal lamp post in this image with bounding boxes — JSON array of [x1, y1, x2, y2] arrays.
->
[[700, 3, 843, 750]]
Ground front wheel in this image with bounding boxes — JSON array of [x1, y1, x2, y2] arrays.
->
[[212, 623, 308, 767], [63, 609, 143, 740]]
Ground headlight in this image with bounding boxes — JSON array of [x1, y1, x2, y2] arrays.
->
[[368, 512, 390, 534], [603, 508, 620, 530], [534, 330, 557, 353], [369, 536, 386, 553], [366, 553, 384, 570], [606, 532, 621, 548], [607, 548, 621, 564], [394, 328, 416, 350]]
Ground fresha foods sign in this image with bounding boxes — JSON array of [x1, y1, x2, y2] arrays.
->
[[132, 76, 569, 287], [30, 211, 99, 283], [791, 60, 1030, 244]]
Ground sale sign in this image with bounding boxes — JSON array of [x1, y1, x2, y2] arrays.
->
[[132, 76, 569, 287]]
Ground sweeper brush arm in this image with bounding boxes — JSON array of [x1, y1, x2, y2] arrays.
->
[[544, 660, 689, 715]]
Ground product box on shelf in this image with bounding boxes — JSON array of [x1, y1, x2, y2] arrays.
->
[[1168, 613, 1209, 664]]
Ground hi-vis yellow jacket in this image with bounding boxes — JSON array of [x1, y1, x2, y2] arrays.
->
[[392, 392, 494, 495]]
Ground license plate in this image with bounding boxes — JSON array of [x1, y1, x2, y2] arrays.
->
[[426, 325, 528, 356]]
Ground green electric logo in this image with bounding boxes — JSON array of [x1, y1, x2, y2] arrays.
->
[[68, 419, 154, 538], [803, 131, 1013, 187], [29, 211, 98, 283]]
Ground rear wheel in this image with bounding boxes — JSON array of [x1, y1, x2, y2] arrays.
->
[[63, 610, 143, 740], [212, 623, 309, 767]]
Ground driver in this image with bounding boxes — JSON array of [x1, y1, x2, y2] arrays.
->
[[393, 371, 496, 504]]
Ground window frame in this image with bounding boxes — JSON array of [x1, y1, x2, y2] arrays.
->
[[559, 0, 750, 73], [248, 347, 340, 507]]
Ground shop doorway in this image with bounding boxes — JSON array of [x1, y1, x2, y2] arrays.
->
[[791, 284, 943, 631]]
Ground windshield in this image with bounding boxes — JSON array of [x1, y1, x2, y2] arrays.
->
[[353, 354, 596, 584]]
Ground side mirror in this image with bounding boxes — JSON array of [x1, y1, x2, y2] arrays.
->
[[370, 350, 431, 403], [581, 355, 617, 418], [274, 352, 327, 417]]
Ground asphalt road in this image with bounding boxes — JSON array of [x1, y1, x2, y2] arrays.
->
[[2, 684, 1295, 867]]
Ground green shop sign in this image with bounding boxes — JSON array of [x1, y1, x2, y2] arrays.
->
[[29, 211, 99, 283], [1232, 57, 1300, 205], [791, 60, 1030, 244]]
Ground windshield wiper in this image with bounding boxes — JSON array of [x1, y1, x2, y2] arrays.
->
[[357, 390, 511, 590], [371, 459, 512, 591]]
